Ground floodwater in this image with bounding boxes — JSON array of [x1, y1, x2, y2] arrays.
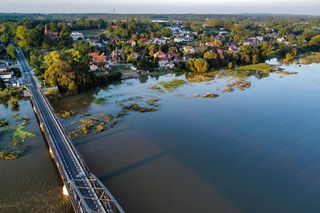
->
[[3, 60, 320, 213], [0, 101, 72, 212]]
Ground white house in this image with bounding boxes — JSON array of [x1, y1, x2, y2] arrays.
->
[[71, 32, 84, 41], [0, 71, 14, 81]]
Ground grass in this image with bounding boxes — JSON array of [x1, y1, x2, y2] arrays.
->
[[110, 64, 133, 73]]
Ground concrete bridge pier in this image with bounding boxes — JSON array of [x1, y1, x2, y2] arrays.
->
[[63, 185, 69, 196], [49, 147, 54, 159]]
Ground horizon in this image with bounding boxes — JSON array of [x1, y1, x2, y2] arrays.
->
[[2, 0, 320, 16]]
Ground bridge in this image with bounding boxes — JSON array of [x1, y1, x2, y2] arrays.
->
[[16, 48, 125, 213]]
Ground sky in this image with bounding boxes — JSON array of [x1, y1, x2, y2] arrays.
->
[[1, 0, 320, 15]]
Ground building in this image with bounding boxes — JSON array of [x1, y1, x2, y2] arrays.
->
[[127, 40, 136, 46], [205, 42, 215, 47], [183, 46, 195, 54], [89, 52, 108, 71], [71, 32, 84, 41], [0, 70, 13, 81], [44, 25, 60, 38], [154, 50, 168, 60]]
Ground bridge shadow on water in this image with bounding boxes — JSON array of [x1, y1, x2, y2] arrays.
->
[[99, 148, 173, 182]]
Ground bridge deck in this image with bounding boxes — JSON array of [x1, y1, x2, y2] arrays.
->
[[16, 48, 124, 213]]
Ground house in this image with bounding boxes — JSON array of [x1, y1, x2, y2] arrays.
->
[[167, 51, 177, 59], [131, 52, 140, 59], [0, 70, 13, 81], [217, 49, 225, 54], [184, 35, 195, 41], [0, 64, 7, 72], [154, 50, 168, 60], [205, 42, 215, 47], [127, 40, 136, 46], [218, 31, 229, 36], [138, 38, 148, 44], [70, 32, 84, 41], [277, 37, 287, 43], [44, 25, 60, 38], [89, 52, 107, 64], [87, 38, 102, 47], [183, 46, 195, 54], [228, 44, 239, 52], [158, 60, 175, 70], [244, 36, 263, 45], [151, 38, 167, 45], [89, 52, 109, 71], [174, 37, 185, 43], [266, 33, 278, 39]]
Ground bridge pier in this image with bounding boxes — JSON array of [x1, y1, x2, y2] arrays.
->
[[39, 122, 44, 132], [63, 185, 69, 196], [49, 147, 54, 159]]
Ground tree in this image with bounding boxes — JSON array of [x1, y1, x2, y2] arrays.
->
[[187, 58, 209, 73], [0, 32, 10, 45], [283, 53, 294, 63], [15, 26, 28, 48], [309, 35, 320, 49], [43, 49, 93, 93], [0, 78, 6, 90], [6, 44, 16, 60]]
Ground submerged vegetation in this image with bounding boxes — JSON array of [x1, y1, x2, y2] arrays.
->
[[68, 96, 160, 139], [93, 97, 107, 105], [158, 79, 187, 92], [300, 53, 320, 65], [0, 114, 35, 160], [225, 79, 252, 92], [193, 93, 219, 99], [236, 64, 272, 75], [59, 110, 75, 119]]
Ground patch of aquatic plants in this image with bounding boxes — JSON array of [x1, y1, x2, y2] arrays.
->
[[59, 110, 75, 119], [69, 96, 161, 139], [122, 103, 157, 113], [236, 63, 272, 75], [148, 85, 165, 93], [93, 97, 107, 105], [193, 93, 219, 99], [0, 114, 35, 160], [69, 113, 118, 138], [224, 78, 252, 92], [158, 79, 187, 91], [300, 53, 320, 65], [146, 97, 160, 106], [273, 71, 298, 75]]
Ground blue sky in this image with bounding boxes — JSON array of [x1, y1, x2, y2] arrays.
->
[[1, 0, 320, 15]]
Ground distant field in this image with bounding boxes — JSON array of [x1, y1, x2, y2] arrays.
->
[[79, 29, 106, 38]]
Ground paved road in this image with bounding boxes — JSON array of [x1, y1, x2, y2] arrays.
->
[[16, 48, 113, 212]]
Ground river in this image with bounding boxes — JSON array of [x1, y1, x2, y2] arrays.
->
[[2, 61, 320, 212], [0, 100, 72, 212]]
